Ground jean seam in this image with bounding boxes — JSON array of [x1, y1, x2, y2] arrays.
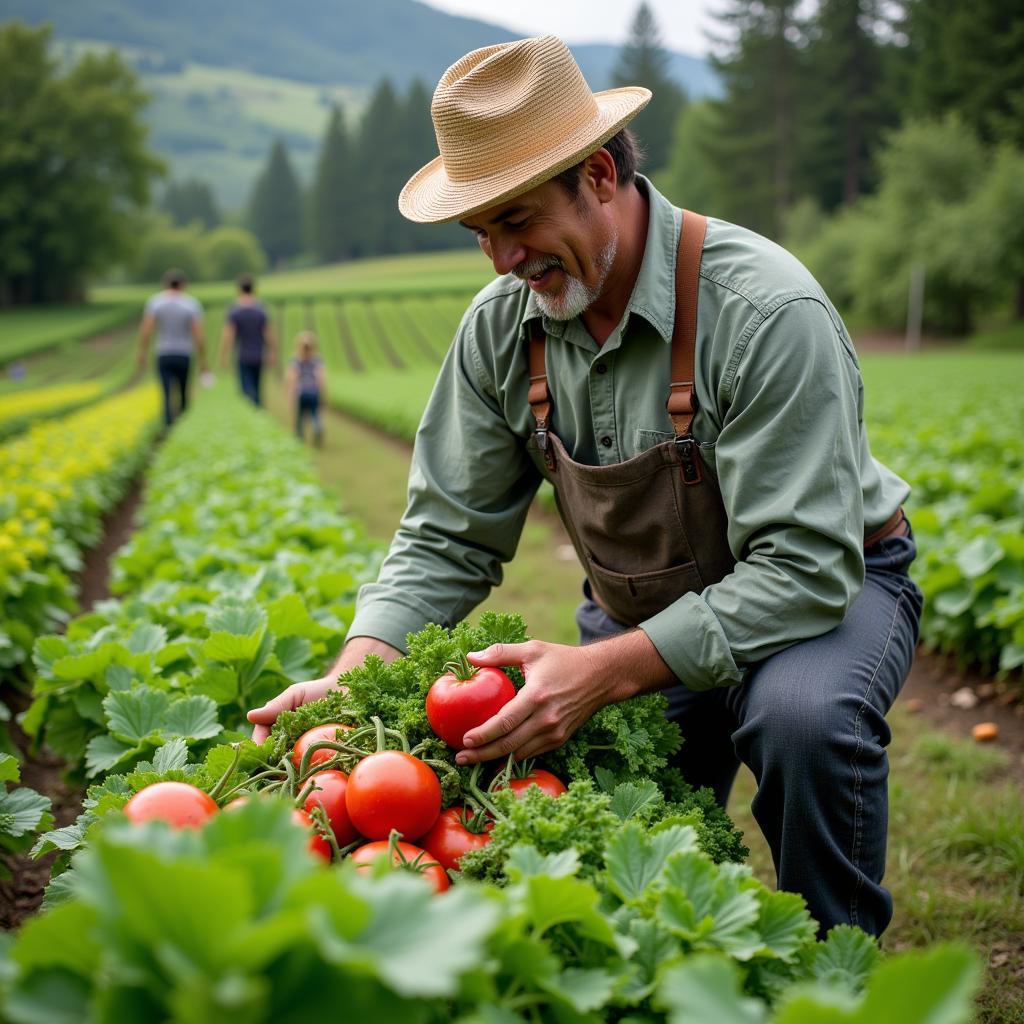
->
[[848, 587, 906, 928]]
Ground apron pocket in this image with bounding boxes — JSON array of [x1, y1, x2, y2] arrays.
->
[[585, 555, 705, 625]]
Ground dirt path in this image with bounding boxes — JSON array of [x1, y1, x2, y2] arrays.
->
[[0, 474, 146, 928]]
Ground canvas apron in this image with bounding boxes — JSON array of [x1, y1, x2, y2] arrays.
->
[[524, 211, 736, 626]]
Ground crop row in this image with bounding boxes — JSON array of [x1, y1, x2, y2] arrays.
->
[[25, 382, 382, 777], [0, 387, 160, 679]]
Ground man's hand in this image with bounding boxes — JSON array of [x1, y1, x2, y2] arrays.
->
[[246, 675, 339, 745], [245, 635, 403, 744], [455, 630, 674, 765]]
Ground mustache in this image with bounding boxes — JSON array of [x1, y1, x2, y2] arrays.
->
[[513, 256, 562, 280]]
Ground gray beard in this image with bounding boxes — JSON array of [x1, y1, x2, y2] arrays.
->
[[517, 236, 619, 322]]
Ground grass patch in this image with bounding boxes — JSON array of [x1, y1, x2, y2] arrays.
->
[[0, 304, 135, 366]]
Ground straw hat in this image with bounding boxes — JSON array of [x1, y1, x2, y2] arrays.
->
[[399, 35, 651, 224]]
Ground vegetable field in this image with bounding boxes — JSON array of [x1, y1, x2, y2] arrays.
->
[[1, 252, 1022, 1021]]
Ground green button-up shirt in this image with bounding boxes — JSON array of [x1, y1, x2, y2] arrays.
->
[[349, 177, 909, 690]]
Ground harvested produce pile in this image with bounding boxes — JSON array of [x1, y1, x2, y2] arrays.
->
[[0, 387, 160, 678]]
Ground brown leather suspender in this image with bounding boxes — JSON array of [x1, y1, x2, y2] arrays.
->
[[528, 209, 707, 480]]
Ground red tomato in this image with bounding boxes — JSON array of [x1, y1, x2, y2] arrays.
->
[[421, 806, 493, 872], [291, 808, 332, 862], [350, 840, 450, 893], [292, 723, 353, 770], [124, 781, 218, 829], [426, 665, 516, 749], [303, 769, 359, 847], [345, 750, 441, 840], [499, 768, 567, 800]]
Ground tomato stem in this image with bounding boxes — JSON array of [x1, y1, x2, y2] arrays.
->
[[465, 763, 505, 821], [306, 802, 339, 861], [442, 650, 477, 681], [208, 743, 243, 802], [294, 778, 319, 807]]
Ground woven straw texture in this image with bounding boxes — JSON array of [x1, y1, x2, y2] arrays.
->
[[399, 35, 650, 224]]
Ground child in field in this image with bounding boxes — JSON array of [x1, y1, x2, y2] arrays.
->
[[287, 331, 326, 446]]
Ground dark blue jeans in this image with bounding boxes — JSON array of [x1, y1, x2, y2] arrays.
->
[[576, 533, 923, 938], [238, 362, 262, 406], [156, 354, 190, 426], [295, 392, 322, 442]]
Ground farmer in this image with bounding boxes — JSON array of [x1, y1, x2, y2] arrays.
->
[[249, 36, 922, 939], [220, 274, 276, 406], [137, 267, 207, 426]]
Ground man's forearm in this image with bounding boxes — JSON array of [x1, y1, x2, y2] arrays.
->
[[329, 635, 404, 678]]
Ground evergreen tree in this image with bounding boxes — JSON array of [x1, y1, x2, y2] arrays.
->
[[247, 139, 304, 266], [612, 3, 686, 172], [803, 0, 899, 208], [162, 178, 220, 229], [704, 0, 813, 237], [903, 0, 1024, 148], [308, 106, 356, 263]]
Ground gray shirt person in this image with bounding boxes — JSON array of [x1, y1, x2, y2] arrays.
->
[[144, 291, 203, 357]]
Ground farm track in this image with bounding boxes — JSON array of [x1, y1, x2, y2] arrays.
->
[[0, 469, 148, 928]]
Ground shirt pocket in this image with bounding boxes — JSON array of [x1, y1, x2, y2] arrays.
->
[[634, 428, 719, 473]]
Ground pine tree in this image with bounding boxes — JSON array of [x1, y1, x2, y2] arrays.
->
[[704, 0, 813, 237], [612, 3, 686, 172], [309, 106, 355, 263], [247, 139, 304, 266], [803, 0, 899, 208], [162, 179, 220, 229]]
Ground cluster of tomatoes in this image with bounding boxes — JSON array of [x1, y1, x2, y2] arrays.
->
[[123, 659, 568, 892]]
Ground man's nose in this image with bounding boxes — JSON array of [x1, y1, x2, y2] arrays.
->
[[488, 236, 528, 276]]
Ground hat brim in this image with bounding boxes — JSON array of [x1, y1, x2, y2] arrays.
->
[[398, 86, 651, 225]]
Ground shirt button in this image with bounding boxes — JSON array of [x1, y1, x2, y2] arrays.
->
[[595, 362, 607, 374], [600, 435, 613, 448]]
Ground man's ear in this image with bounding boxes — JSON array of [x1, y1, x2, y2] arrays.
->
[[582, 148, 617, 204]]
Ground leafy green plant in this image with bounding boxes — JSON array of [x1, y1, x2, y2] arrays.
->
[[0, 754, 52, 877]]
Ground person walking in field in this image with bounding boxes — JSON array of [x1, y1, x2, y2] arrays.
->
[[137, 267, 207, 426], [249, 36, 922, 940], [220, 275, 276, 406], [287, 330, 326, 445]]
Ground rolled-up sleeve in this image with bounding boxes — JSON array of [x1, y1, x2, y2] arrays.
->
[[347, 316, 541, 653], [641, 298, 866, 690]]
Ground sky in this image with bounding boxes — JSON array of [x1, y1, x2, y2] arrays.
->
[[416, 0, 716, 57]]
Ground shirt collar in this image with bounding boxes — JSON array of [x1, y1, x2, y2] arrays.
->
[[520, 174, 679, 345]]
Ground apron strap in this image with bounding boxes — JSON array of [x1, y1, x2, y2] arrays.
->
[[667, 210, 707, 439]]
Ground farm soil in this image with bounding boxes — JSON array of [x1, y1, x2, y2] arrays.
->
[[0, 473, 145, 928]]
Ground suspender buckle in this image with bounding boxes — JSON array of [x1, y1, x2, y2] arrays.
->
[[675, 435, 701, 485], [534, 427, 556, 472]]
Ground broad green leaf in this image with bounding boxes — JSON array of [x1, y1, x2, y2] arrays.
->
[[161, 696, 221, 741], [0, 787, 52, 838], [190, 666, 238, 705], [605, 822, 699, 902], [810, 925, 881, 993], [3, 967, 93, 1024], [84, 735, 141, 777], [103, 687, 169, 743], [754, 890, 816, 961], [31, 822, 87, 859], [522, 875, 619, 948], [273, 634, 314, 681], [202, 631, 264, 663], [104, 665, 135, 692], [956, 536, 1002, 580], [152, 738, 190, 773], [854, 943, 981, 1024], [126, 623, 167, 655], [545, 966, 620, 1012], [51, 648, 115, 683], [933, 586, 973, 618], [31, 636, 70, 678], [656, 955, 766, 1024], [610, 779, 661, 821], [335, 873, 500, 998], [0, 753, 20, 784], [207, 601, 267, 639], [11, 901, 101, 976], [505, 845, 579, 880], [266, 593, 329, 640]]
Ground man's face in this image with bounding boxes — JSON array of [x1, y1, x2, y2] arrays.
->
[[459, 178, 618, 321]]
